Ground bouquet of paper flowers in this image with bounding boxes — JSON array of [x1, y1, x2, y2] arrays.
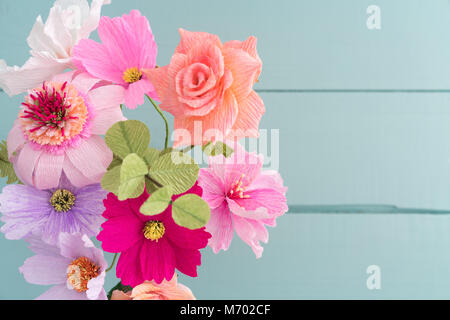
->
[[0, 0, 288, 300]]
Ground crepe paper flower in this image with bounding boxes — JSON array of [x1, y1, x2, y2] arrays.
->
[[0, 174, 107, 245], [72, 10, 158, 109], [0, 0, 111, 96], [7, 70, 126, 190], [111, 274, 195, 300], [20, 233, 108, 300], [97, 183, 211, 286], [198, 143, 288, 258], [144, 29, 265, 147]]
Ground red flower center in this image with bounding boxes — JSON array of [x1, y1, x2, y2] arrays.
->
[[227, 174, 250, 199], [20, 81, 89, 146]]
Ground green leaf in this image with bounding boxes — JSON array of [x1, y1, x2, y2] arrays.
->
[[148, 152, 199, 195], [0, 141, 20, 184], [140, 186, 173, 216], [107, 155, 122, 170], [101, 165, 121, 195], [142, 147, 160, 167], [172, 194, 211, 229], [118, 153, 148, 200], [105, 120, 150, 160], [202, 141, 234, 158]]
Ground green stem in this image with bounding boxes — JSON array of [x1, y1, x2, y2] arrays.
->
[[146, 95, 170, 149], [105, 253, 119, 273], [146, 174, 163, 188]]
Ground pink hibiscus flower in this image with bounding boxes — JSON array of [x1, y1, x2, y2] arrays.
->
[[7, 70, 125, 190], [97, 183, 211, 286], [145, 29, 265, 147], [198, 143, 288, 258], [73, 10, 157, 109]]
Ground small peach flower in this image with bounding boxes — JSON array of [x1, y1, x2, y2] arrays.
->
[[111, 275, 195, 300], [145, 29, 265, 147]]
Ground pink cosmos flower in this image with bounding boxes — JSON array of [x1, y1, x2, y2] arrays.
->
[[73, 10, 158, 109], [111, 274, 195, 300], [198, 143, 288, 258], [97, 183, 211, 286], [0, 0, 111, 96], [7, 70, 125, 190], [20, 233, 108, 300], [145, 29, 265, 147]]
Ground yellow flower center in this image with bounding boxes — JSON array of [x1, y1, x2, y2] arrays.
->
[[67, 257, 100, 293], [123, 67, 143, 83], [143, 221, 165, 242], [50, 189, 76, 212]]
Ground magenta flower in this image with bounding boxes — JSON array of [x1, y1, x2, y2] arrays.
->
[[198, 143, 288, 258], [20, 233, 108, 300], [97, 183, 211, 286], [73, 10, 158, 109]]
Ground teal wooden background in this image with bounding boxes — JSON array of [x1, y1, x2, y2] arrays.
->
[[1, 0, 450, 299]]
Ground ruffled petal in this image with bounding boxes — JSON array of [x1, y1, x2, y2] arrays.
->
[[223, 47, 260, 103], [175, 28, 222, 55], [233, 215, 268, 259]]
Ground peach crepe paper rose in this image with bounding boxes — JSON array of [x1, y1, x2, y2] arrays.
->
[[145, 29, 265, 147], [111, 275, 195, 300]]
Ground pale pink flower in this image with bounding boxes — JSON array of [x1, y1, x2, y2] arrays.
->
[[145, 29, 265, 147], [7, 70, 125, 190], [198, 143, 288, 258], [73, 10, 158, 109], [111, 275, 195, 300], [0, 0, 111, 96]]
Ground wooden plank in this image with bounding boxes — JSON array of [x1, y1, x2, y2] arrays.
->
[[2, 0, 450, 89], [2, 214, 450, 299]]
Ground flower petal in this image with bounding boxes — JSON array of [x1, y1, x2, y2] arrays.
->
[[6, 120, 26, 158], [231, 91, 265, 138], [198, 168, 226, 209], [65, 136, 112, 183], [175, 28, 222, 55], [97, 213, 143, 253], [124, 79, 155, 109], [205, 201, 234, 254], [72, 39, 123, 83], [140, 239, 176, 284], [15, 144, 43, 187], [233, 215, 268, 259], [33, 152, 64, 190], [223, 47, 260, 103], [116, 242, 144, 287], [20, 254, 70, 285], [36, 284, 87, 300], [87, 84, 125, 111]]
